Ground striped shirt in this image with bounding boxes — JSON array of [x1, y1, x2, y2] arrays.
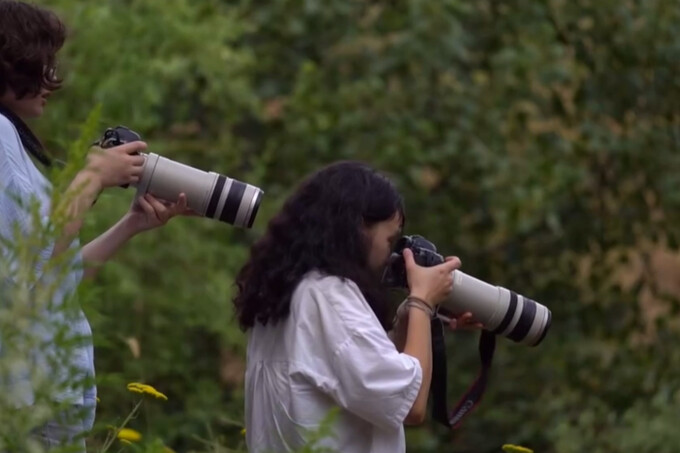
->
[[0, 112, 96, 429]]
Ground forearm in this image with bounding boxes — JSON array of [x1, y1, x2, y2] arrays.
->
[[51, 171, 102, 258], [403, 307, 433, 424], [81, 215, 137, 280]]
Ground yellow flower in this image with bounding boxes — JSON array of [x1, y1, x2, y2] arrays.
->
[[117, 428, 142, 443], [241, 428, 246, 436], [127, 382, 168, 400], [502, 445, 533, 453]]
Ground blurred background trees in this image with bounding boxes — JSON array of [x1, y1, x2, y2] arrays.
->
[[26, 0, 680, 451]]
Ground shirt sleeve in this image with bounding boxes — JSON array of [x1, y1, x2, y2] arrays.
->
[[1, 119, 35, 240], [0, 119, 57, 284], [303, 276, 423, 431]]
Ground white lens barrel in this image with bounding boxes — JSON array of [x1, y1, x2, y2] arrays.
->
[[133, 153, 263, 228], [439, 270, 551, 346], [135, 153, 214, 214]]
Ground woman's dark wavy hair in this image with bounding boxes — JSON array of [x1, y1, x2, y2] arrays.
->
[[234, 161, 405, 331], [0, 0, 66, 98]]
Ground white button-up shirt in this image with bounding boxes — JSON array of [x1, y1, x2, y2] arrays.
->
[[245, 271, 422, 453]]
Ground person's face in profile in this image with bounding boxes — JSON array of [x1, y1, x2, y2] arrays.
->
[[0, 87, 52, 119], [0, 66, 57, 119], [364, 212, 402, 276]]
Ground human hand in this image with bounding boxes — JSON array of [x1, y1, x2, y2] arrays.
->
[[442, 311, 484, 331], [123, 193, 197, 234], [81, 141, 147, 189], [403, 249, 461, 308]]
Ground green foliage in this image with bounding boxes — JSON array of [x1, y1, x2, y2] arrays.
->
[[0, 109, 102, 451], [5, 0, 678, 451]]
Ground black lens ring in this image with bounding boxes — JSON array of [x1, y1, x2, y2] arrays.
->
[[493, 291, 518, 335], [206, 175, 227, 219], [220, 180, 246, 224], [507, 298, 537, 342]]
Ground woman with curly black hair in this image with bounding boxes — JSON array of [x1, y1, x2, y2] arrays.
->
[[234, 161, 479, 453]]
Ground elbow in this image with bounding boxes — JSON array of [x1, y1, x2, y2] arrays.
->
[[404, 407, 426, 425]]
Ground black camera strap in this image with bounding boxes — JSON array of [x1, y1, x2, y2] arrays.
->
[[430, 316, 496, 429], [0, 103, 52, 168]]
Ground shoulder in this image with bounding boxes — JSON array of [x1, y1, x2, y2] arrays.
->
[[295, 271, 364, 306], [0, 113, 19, 143], [0, 112, 14, 131], [0, 112, 27, 173], [292, 271, 377, 331]]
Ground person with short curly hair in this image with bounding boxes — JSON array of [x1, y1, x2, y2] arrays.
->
[[0, 0, 65, 101], [0, 1, 193, 449]]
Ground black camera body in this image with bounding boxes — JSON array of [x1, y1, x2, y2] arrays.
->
[[94, 126, 142, 188], [382, 235, 445, 288], [96, 125, 141, 150]]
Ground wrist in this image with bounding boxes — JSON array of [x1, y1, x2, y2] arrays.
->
[[74, 169, 103, 194], [405, 296, 435, 318], [407, 305, 432, 321], [117, 213, 142, 239], [407, 292, 435, 309]]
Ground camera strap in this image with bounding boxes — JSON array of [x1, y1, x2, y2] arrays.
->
[[0, 103, 52, 168], [430, 316, 496, 429]]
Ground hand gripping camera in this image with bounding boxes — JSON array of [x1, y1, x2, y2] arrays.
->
[[383, 235, 551, 346], [383, 235, 552, 429], [95, 126, 263, 228]]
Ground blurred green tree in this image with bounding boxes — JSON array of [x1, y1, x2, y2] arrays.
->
[[19, 0, 680, 451]]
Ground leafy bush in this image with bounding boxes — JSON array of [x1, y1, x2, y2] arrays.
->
[[1, 0, 676, 451]]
